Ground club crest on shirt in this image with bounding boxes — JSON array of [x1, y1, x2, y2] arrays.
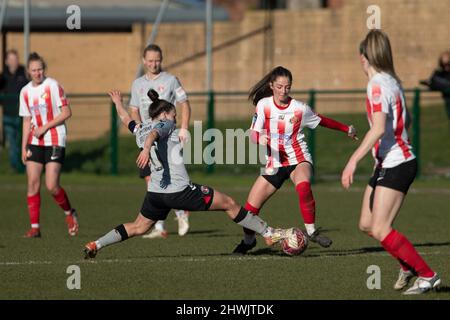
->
[[290, 115, 300, 124], [41, 92, 48, 100], [158, 85, 165, 92], [201, 185, 210, 195]]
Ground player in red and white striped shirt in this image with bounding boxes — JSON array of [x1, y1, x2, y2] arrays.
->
[[341, 30, 440, 295], [232, 66, 357, 254], [19, 52, 78, 238]]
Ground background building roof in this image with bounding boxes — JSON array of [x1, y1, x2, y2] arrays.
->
[[2, 0, 229, 31]]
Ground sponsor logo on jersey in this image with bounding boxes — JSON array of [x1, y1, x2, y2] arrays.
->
[[278, 114, 285, 120], [158, 85, 165, 92]]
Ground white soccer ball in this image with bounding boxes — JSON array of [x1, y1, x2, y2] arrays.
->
[[281, 228, 308, 256]]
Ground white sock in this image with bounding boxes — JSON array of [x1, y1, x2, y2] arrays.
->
[[175, 210, 185, 218], [305, 224, 316, 236], [261, 227, 273, 238], [155, 220, 165, 231], [31, 223, 39, 229], [95, 240, 102, 250]]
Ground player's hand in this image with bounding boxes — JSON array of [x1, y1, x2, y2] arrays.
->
[[348, 125, 358, 140], [136, 148, 150, 169], [341, 160, 357, 189], [21, 147, 28, 164], [259, 134, 269, 146], [178, 128, 190, 145], [33, 126, 47, 138], [108, 90, 123, 105]]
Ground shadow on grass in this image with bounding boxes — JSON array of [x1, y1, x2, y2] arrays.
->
[[303, 241, 450, 259], [436, 286, 450, 293]]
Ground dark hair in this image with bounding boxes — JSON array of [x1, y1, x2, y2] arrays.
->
[[438, 51, 450, 70], [248, 66, 293, 106], [143, 44, 163, 59], [27, 52, 47, 70], [359, 30, 401, 84], [147, 89, 175, 119]]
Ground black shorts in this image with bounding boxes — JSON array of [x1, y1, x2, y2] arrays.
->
[[368, 159, 417, 194], [139, 165, 151, 178], [262, 162, 313, 189], [26, 145, 65, 165], [140, 183, 215, 221]]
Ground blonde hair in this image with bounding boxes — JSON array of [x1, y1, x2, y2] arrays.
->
[[359, 30, 401, 83]]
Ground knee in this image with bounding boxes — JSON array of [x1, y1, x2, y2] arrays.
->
[[225, 196, 239, 211], [370, 226, 391, 242], [46, 183, 60, 195], [27, 180, 40, 194], [358, 221, 372, 234]]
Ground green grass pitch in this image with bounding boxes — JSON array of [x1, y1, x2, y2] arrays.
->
[[0, 173, 449, 300]]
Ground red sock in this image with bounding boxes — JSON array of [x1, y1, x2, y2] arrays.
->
[[243, 202, 260, 235], [295, 182, 315, 224], [27, 194, 41, 227], [381, 229, 434, 278], [52, 188, 72, 212]]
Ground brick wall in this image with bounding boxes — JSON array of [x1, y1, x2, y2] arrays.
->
[[3, 0, 449, 140]]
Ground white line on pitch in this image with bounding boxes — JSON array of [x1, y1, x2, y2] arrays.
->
[[0, 251, 448, 266]]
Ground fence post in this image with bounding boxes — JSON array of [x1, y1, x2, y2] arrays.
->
[[110, 102, 118, 175], [206, 90, 215, 174], [412, 88, 421, 178], [308, 89, 316, 184]]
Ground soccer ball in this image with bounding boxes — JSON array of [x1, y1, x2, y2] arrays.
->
[[281, 228, 308, 256]]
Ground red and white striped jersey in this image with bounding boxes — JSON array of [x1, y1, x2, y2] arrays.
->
[[366, 72, 415, 168], [19, 77, 69, 147], [251, 96, 321, 170]]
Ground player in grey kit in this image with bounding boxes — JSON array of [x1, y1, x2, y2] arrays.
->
[[129, 44, 191, 238], [83, 90, 293, 258]]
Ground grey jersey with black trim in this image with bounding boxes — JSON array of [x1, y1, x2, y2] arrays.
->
[[135, 120, 190, 193], [129, 71, 187, 123]]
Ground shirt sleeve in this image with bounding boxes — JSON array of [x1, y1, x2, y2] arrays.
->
[[368, 82, 390, 114], [250, 101, 266, 133], [129, 80, 140, 108], [19, 87, 30, 117], [51, 81, 68, 108], [301, 104, 321, 129], [173, 77, 187, 104]]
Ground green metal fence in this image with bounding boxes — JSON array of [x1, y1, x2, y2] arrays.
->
[[0, 89, 432, 176]]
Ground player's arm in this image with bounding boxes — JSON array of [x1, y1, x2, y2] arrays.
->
[[136, 129, 160, 169], [21, 116, 32, 164], [108, 90, 137, 129], [129, 105, 141, 123], [33, 105, 72, 138], [177, 100, 191, 143], [341, 112, 386, 189], [317, 114, 357, 140]]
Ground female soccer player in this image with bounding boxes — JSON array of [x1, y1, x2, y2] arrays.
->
[[341, 30, 440, 295], [83, 90, 292, 258], [232, 66, 357, 255], [19, 52, 78, 238]]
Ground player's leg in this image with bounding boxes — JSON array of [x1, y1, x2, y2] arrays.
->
[[141, 170, 169, 239], [208, 188, 291, 246], [290, 162, 332, 247], [84, 213, 156, 259], [45, 159, 78, 236], [371, 186, 439, 294], [232, 176, 278, 254], [24, 160, 44, 237], [358, 185, 373, 234]]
